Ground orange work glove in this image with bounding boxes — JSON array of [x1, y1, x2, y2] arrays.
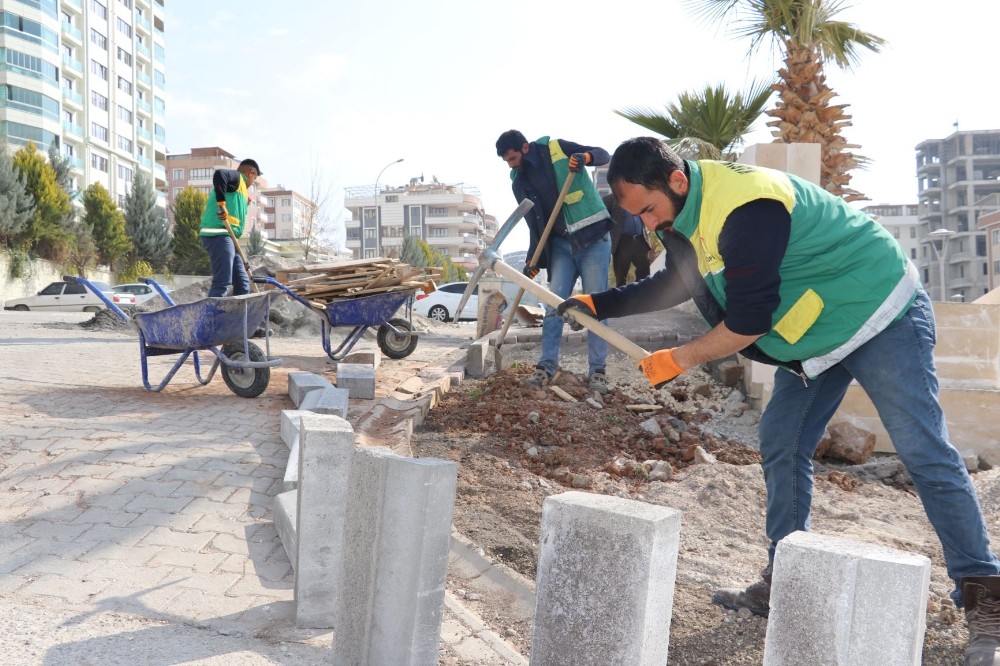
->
[[556, 294, 596, 331], [568, 152, 592, 172], [216, 201, 228, 221], [639, 348, 684, 388]]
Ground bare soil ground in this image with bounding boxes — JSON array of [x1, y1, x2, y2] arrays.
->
[[413, 340, 989, 665]]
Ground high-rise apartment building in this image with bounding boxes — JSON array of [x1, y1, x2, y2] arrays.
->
[[163, 146, 267, 232], [343, 178, 497, 269], [915, 130, 1000, 302], [0, 0, 166, 211]]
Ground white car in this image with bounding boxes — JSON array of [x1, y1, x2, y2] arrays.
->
[[414, 281, 478, 322], [113, 283, 161, 305], [3, 280, 125, 312]]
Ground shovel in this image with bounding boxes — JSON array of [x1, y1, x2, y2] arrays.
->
[[222, 216, 259, 294], [492, 171, 576, 371]]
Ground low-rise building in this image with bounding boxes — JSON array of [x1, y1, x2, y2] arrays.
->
[[343, 177, 495, 269]]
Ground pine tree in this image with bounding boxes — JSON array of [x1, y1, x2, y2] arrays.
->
[[47, 142, 77, 199], [12, 142, 74, 261], [124, 170, 171, 269], [170, 186, 210, 274], [247, 226, 266, 257], [83, 182, 131, 267], [0, 146, 35, 247]]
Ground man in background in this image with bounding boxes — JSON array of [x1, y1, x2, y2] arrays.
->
[[604, 192, 652, 286], [199, 158, 261, 297]]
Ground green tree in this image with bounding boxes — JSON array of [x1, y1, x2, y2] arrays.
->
[[169, 186, 210, 274], [616, 80, 774, 160], [47, 142, 77, 200], [124, 170, 171, 269], [0, 146, 35, 247], [688, 0, 885, 200], [247, 226, 266, 257], [67, 217, 98, 274], [83, 182, 131, 267], [12, 142, 74, 262], [400, 235, 467, 282]]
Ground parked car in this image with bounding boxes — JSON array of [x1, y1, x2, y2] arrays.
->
[[113, 283, 161, 305], [3, 280, 121, 312], [414, 281, 478, 322]]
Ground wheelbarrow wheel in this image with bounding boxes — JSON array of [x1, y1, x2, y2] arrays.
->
[[377, 318, 418, 359], [220, 342, 270, 398]]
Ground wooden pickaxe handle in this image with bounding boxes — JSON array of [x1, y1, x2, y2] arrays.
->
[[495, 171, 577, 350], [222, 216, 259, 294], [487, 255, 649, 363]]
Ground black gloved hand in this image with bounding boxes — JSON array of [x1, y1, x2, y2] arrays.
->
[[568, 152, 591, 172], [556, 294, 596, 331], [523, 263, 539, 279]]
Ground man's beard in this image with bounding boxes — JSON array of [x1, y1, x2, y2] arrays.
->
[[655, 188, 688, 233]]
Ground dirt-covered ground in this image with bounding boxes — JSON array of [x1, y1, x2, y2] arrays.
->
[[413, 340, 989, 664]]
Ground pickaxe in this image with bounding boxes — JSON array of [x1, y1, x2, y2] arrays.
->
[[456, 201, 649, 368]]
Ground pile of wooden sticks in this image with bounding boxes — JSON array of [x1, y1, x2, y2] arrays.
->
[[271, 258, 441, 309]]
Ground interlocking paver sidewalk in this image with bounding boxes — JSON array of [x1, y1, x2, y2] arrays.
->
[[0, 312, 520, 665]]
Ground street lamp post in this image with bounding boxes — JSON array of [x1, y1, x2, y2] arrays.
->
[[371, 158, 404, 257], [925, 228, 955, 302]]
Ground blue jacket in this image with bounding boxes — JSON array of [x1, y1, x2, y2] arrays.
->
[[511, 138, 614, 269]]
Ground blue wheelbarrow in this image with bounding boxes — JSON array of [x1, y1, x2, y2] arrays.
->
[[68, 276, 282, 398], [256, 277, 418, 361]]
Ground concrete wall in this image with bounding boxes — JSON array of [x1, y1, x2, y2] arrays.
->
[[0, 251, 208, 304], [745, 301, 1000, 457]]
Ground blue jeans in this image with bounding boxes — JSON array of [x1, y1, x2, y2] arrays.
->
[[537, 233, 611, 377], [760, 289, 1000, 606], [201, 234, 250, 298]]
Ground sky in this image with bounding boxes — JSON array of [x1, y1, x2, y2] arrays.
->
[[162, 0, 999, 254]]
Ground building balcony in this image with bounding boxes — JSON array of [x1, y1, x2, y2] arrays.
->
[[62, 120, 84, 138], [137, 14, 152, 34], [66, 155, 84, 171], [61, 22, 82, 44], [61, 54, 83, 74], [137, 71, 152, 88], [63, 0, 82, 11], [346, 238, 361, 248], [137, 127, 152, 143], [62, 87, 83, 108], [137, 98, 152, 114]]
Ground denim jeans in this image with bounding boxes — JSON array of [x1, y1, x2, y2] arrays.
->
[[537, 233, 611, 377], [759, 289, 1000, 606], [201, 234, 250, 298]]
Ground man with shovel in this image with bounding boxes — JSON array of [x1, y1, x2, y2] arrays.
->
[[557, 136, 1000, 665], [199, 158, 262, 298], [494, 130, 614, 393]]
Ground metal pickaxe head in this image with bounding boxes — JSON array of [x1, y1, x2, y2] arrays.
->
[[455, 199, 534, 321]]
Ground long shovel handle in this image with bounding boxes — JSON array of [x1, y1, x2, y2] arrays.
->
[[222, 217, 259, 294], [495, 170, 577, 350]]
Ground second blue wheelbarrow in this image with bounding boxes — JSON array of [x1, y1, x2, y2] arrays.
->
[[256, 277, 419, 361], [68, 275, 282, 398]]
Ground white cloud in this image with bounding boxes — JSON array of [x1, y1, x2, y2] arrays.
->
[[283, 52, 349, 91]]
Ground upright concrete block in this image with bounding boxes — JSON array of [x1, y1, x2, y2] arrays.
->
[[280, 409, 310, 449], [465, 339, 489, 378], [273, 489, 297, 566], [287, 371, 334, 407], [333, 449, 457, 666], [765, 531, 931, 666], [294, 414, 355, 629], [529, 491, 682, 666], [335, 362, 376, 399]]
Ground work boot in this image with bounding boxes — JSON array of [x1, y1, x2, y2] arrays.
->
[[963, 575, 1000, 665], [589, 371, 609, 395], [712, 564, 772, 618], [520, 366, 554, 388]]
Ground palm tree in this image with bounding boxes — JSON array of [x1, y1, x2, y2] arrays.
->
[[688, 0, 885, 201], [616, 80, 774, 160]]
